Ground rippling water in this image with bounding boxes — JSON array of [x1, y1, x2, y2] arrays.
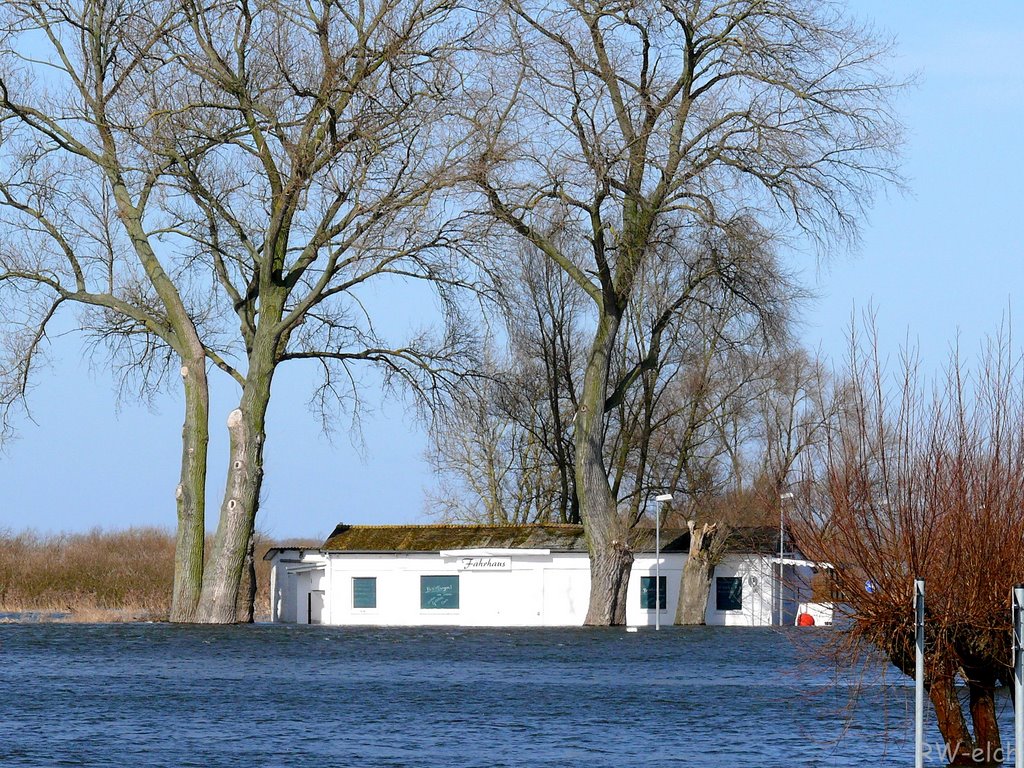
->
[[0, 623, 1009, 767]]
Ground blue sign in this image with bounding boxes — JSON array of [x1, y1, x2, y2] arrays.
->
[[865, 579, 877, 594]]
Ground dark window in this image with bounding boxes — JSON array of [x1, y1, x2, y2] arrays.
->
[[353, 577, 376, 609], [421, 575, 460, 609], [716, 576, 743, 611], [640, 576, 667, 610]]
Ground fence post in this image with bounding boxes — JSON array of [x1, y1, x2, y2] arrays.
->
[[1014, 584, 1024, 768], [915, 578, 925, 768]]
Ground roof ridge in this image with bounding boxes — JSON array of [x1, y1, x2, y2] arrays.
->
[[336, 522, 584, 529], [320, 523, 698, 554]]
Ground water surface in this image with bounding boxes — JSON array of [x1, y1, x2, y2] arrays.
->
[[0, 624, 1005, 766]]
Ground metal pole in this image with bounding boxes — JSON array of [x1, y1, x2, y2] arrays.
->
[[652, 495, 671, 631], [915, 578, 925, 768], [778, 493, 793, 626], [778, 509, 784, 626], [655, 504, 660, 632], [1014, 584, 1024, 768]]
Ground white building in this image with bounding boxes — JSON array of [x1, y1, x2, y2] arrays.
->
[[266, 523, 829, 628]]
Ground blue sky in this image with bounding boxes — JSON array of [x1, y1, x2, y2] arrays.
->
[[1, 1, 1022, 538], [809, 1, 1024, 364]]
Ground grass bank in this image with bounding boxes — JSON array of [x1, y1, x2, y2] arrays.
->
[[0, 528, 317, 622]]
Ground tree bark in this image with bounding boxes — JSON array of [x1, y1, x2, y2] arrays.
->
[[243, 529, 257, 624], [577, 309, 631, 625], [675, 521, 721, 625], [195, 347, 275, 624], [967, 677, 1002, 765], [169, 357, 209, 623], [585, 542, 633, 625], [928, 659, 976, 766]]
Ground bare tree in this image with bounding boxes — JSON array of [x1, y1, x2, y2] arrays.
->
[[0, 0, 214, 622], [428, 244, 585, 524], [165, 0, 472, 623], [430, 204, 828, 626], [428, 362, 567, 524], [0, 0, 472, 622], [667, 343, 834, 624], [608, 241, 795, 522], [464, 0, 903, 623], [794, 327, 1024, 764], [430, 221, 792, 528]]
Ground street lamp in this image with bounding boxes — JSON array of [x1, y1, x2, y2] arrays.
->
[[778, 492, 795, 626], [654, 493, 673, 630]]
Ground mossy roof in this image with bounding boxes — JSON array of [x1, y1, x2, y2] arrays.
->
[[319, 523, 780, 554], [261, 524, 784, 560], [322, 523, 601, 552], [319, 524, 782, 552]]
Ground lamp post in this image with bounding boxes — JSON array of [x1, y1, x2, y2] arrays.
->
[[778, 492, 794, 626], [654, 493, 673, 630]]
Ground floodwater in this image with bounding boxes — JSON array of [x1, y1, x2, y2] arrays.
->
[[0, 624, 1013, 767]]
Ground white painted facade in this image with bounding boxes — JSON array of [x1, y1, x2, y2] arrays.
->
[[268, 547, 822, 628]]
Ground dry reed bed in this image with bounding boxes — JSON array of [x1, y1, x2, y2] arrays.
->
[[0, 528, 313, 621]]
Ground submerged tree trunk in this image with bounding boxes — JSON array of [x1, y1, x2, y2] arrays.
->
[[242, 529, 257, 624], [675, 521, 721, 625], [928, 657, 977, 765], [195, 348, 275, 624], [967, 675, 1002, 764], [585, 541, 633, 625], [169, 357, 210, 623], [107, 179, 213, 624], [576, 310, 631, 625]]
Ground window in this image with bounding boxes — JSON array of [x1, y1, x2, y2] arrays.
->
[[716, 576, 743, 611], [640, 576, 667, 610], [352, 577, 376, 609], [420, 575, 459, 610]]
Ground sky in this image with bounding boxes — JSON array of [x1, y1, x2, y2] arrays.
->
[[1, 1, 1022, 539]]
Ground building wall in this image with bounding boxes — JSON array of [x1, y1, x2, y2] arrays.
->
[[704, 554, 775, 626], [325, 552, 591, 627], [270, 559, 326, 625], [626, 553, 682, 627], [269, 549, 803, 627]]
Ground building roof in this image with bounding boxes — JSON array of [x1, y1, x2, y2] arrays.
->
[[316, 523, 785, 555], [726, 526, 791, 554]]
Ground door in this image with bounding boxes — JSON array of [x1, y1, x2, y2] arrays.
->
[[308, 589, 325, 624]]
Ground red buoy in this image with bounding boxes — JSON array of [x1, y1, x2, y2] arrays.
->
[[797, 612, 815, 627]]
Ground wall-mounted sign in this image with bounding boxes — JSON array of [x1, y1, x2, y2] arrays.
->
[[459, 556, 511, 571], [421, 575, 459, 609]]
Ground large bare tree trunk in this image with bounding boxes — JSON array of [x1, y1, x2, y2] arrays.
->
[[170, 357, 209, 623], [577, 310, 632, 625], [107, 186, 212, 625], [675, 521, 721, 625], [585, 540, 633, 625], [196, 341, 275, 623]]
